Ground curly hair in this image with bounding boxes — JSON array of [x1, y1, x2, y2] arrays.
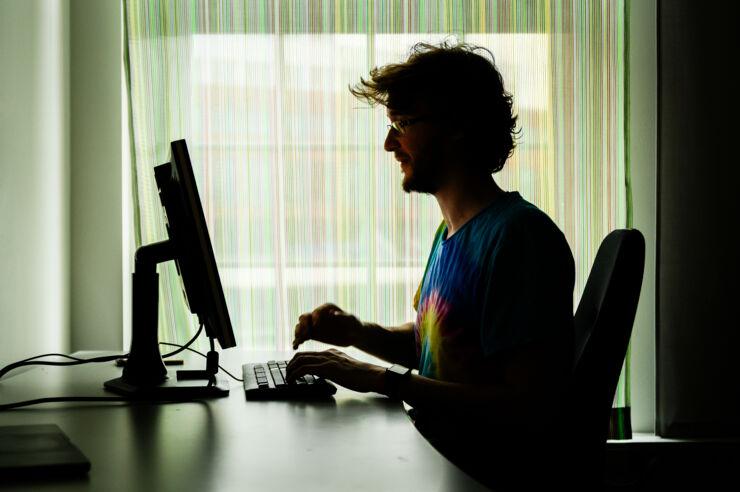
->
[[349, 41, 519, 174]]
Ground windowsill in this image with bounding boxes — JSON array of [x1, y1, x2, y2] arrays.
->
[[608, 432, 740, 446]]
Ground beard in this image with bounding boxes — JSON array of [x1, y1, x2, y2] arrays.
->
[[400, 155, 444, 194], [402, 170, 436, 194]]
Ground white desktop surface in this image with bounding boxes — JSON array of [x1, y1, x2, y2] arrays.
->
[[0, 350, 489, 491]]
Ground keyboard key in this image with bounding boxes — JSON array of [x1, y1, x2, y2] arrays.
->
[[270, 367, 286, 386]]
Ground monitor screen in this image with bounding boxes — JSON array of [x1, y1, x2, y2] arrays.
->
[[154, 139, 236, 349]]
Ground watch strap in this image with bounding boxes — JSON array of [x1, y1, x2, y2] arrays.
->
[[384, 364, 412, 399]]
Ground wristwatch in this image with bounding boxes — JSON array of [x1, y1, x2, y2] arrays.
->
[[384, 365, 412, 400]]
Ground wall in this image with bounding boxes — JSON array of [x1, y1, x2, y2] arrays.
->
[[0, 0, 122, 366], [0, 0, 70, 362], [69, 0, 123, 351], [628, 0, 657, 435], [657, 0, 740, 437]]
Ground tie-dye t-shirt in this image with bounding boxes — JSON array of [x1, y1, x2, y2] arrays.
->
[[413, 192, 575, 383]]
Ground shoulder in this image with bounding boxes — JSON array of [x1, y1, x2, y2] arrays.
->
[[475, 193, 564, 245], [478, 193, 574, 269], [499, 193, 558, 232]]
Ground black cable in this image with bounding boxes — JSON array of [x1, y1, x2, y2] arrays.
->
[[158, 342, 243, 382], [0, 325, 239, 412], [160, 321, 204, 359], [0, 322, 206, 380], [0, 353, 125, 380], [15, 353, 94, 363], [0, 322, 241, 411], [0, 396, 131, 411]]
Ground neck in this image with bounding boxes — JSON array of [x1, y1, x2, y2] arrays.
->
[[434, 173, 504, 237]]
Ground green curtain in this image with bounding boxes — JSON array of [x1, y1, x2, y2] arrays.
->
[[124, 0, 630, 436]]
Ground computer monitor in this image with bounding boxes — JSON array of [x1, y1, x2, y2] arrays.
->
[[105, 139, 236, 399]]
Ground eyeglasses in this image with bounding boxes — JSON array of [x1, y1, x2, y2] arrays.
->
[[386, 115, 435, 136]]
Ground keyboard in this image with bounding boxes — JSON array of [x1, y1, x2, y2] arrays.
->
[[242, 360, 337, 400]]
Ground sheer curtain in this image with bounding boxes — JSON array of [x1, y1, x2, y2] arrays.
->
[[124, 0, 629, 433]]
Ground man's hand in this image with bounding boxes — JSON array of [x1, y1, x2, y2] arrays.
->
[[286, 348, 385, 394], [292, 303, 363, 350]]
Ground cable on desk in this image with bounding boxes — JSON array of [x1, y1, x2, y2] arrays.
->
[[0, 396, 131, 411], [158, 342, 243, 382], [0, 322, 206, 381], [0, 323, 239, 411], [0, 353, 125, 380]]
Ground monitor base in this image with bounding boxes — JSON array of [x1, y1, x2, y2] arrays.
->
[[104, 374, 229, 400]]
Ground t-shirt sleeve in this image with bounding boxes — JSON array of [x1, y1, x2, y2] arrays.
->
[[478, 212, 575, 357]]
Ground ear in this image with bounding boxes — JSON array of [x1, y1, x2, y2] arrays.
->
[[441, 119, 464, 141], [439, 118, 464, 149], [443, 131, 464, 159], [445, 129, 464, 151]]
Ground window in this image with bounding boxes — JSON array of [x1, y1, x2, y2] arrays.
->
[[125, 1, 627, 358]]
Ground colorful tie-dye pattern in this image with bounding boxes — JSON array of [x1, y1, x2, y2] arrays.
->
[[414, 192, 575, 383]]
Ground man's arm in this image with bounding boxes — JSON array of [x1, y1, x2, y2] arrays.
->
[[395, 342, 567, 421], [286, 341, 568, 422], [353, 321, 418, 368], [292, 303, 418, 368]]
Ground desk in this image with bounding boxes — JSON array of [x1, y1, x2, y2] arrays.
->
[[0, 350, 489, 491]]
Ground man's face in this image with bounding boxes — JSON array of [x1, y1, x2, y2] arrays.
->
[[384, 104, 450, 194]]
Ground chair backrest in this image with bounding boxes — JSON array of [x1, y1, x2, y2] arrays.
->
[[568, 229, 645, 482]]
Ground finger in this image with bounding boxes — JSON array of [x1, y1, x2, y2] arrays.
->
[[292, 321, 308, 349], [286, 349, 347, 377], [286, 362, 325, 382], [292, 314, 312, 349], [287, 350, 335, 367], [326, 304, 340, 315], [317, 302, 342, 318], [287, 351, 327, 369], [286, 355, 331, 381], [292, 324, 302, 350], [318, 302, 339, 312], [315, 304, 341, 328], [311, 307, 323, 329]]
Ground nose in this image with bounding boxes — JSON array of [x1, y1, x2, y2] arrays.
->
[[384, 128, 399, 152]]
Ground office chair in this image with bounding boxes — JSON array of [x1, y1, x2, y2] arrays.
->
[[566, 228, 645, 489]]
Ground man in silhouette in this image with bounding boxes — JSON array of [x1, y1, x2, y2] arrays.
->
[[287, 41, 574, 488]]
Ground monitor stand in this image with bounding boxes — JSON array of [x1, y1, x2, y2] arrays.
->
[[104, 344, 230, 400], [104, 373, 229, 400], [104, 240, 229, 400]]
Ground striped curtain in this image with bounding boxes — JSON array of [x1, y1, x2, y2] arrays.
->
[[124, 0, 629, 435]]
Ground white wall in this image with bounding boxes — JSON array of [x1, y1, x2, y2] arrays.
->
[[0, 0, 70, 362], [628, 0, 657, 434], [69, 0, 123, 351], [0, 0, 123, 365]]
